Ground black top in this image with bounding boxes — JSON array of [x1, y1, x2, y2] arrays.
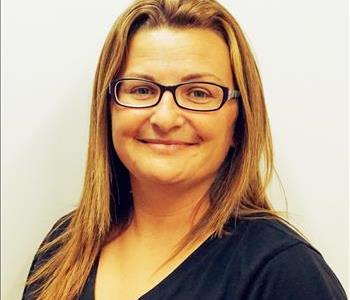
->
[[23, 213, 348, 300]]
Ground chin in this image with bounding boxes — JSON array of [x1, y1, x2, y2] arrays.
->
[[137, 171, 187, 186]]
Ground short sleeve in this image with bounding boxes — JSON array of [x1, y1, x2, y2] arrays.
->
[[249, 242, 348, 300]]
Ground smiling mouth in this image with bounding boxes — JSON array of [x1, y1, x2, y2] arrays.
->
[[137, 138, 198, 146], [136, 138, 199, 152]]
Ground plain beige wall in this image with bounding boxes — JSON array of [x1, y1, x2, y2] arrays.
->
[[2, 0, 348, 299]]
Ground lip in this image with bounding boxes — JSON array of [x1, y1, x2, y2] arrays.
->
[[137, 138, 197, 145], [136, 138, 198, 153]]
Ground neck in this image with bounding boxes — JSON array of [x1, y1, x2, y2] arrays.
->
[[129, 176, 212, 240]]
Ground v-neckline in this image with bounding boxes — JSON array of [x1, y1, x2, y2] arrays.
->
[[138, 232, 217, 298], [89, 232, 216, 299], [89, 217, 240, 299]]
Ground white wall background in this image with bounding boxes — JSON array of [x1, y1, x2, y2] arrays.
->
[[2, 0, 348, 299]]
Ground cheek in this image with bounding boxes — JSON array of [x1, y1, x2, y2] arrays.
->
[[222, 105, 239, 146], [110, 108, 149, 168], [110, 112, 121, 148], [198, 112, 237, 147], [110, 110, 134, 155], [110, 107, 142, 140], [110, 116, 137, 173], [191, 117, 235, 174]]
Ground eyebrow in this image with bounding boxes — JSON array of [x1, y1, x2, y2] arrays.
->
[[123, 72, 224, 84]]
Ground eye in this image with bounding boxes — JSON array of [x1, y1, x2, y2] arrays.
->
[[130, 86, 154, 95], [191, 90, 208, 98], [187, 89, 213, 101], [189, 89, 211, 98]]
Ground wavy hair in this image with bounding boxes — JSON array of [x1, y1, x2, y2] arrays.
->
[[25, 0, 300, 299]]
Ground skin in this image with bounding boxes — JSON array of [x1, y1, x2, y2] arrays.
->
[[109, 27, 239, 239], [96, 27, 240, 299]]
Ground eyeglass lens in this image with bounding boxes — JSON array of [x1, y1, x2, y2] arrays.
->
[[115, 79, 224, 110]]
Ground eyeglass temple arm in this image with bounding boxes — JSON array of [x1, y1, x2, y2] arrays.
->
[[229, 89, 241, 99]]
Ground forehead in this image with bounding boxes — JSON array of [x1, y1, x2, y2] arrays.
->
[[122, 27, 233, 86]]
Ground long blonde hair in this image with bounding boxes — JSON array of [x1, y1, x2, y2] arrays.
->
[[25, 0, 300, 299]]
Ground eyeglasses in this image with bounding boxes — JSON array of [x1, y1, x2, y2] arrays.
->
[[108, 78, 241, 112]]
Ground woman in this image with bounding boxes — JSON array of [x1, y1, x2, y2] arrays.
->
[[22, 0, 347, 299]]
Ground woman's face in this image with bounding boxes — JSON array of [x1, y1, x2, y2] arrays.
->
[[110, 27, 239, 187]]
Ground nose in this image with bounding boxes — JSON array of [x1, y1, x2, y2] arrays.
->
[[149, 90, 185, 133]]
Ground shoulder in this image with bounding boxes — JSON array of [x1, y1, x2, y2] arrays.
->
[[28, 210, 75, 268], [223, 217, 347, 299], [37, 210, 75, 261], [231, 217, 319, 258], [44, 210, 75, 242], [25, 213, 74, 276], [251, 242, 347, 299], [22, 211, 76, 299]]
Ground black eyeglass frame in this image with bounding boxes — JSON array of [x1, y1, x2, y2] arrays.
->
[[108, 78, 241, 112]]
